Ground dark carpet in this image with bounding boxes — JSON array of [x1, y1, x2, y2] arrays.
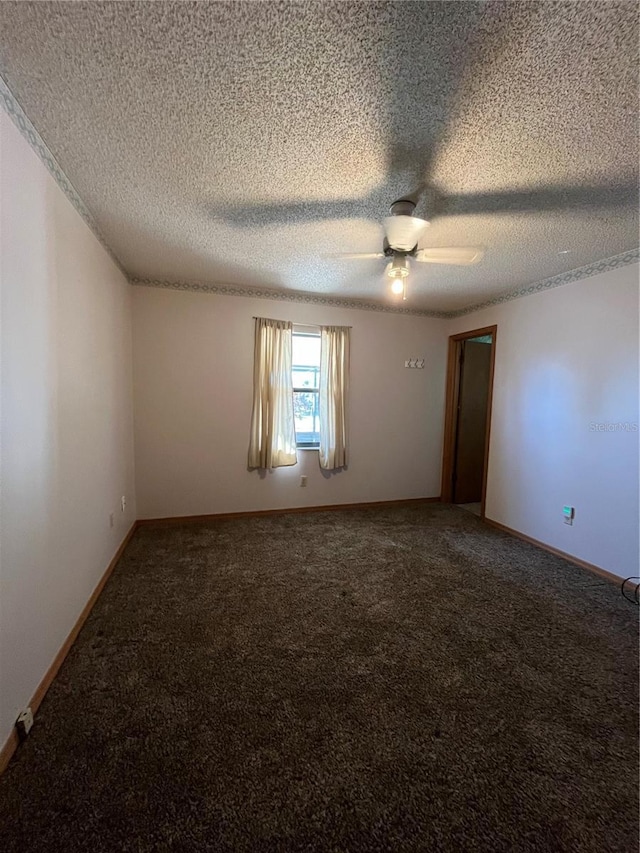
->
[[1, 503, 638, 852]]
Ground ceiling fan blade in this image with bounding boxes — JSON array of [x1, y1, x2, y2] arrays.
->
[[383, 215, 430, 252], [326, 252, 385, 260], [415, 247, 484, 265]]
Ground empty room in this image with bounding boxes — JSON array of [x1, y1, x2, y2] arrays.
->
[[0, 2, 638, 851]]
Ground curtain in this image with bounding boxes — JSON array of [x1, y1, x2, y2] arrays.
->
[[319, 325, 350, 470], [248, 318, 298, 469]]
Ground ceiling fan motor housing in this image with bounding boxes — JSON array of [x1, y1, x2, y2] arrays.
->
[[389, 198, 417, 217]]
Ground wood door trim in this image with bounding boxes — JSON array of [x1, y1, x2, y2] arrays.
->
[[441, 325, 497, 517], [480, 327, 497, 516]]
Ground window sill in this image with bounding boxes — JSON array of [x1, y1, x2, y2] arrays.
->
[[297, 446, 319, 452]]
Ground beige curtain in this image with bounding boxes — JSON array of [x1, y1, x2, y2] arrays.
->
[[248, 318, 298, 469], [319, 325, 350, 470]]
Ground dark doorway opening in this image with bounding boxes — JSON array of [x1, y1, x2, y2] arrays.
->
[[441, 326, 497, 519]]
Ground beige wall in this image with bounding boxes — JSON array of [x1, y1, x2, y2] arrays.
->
[[448, 264, 639, 578], [0, 112, 136, 745], [132, 286, 448, 518]]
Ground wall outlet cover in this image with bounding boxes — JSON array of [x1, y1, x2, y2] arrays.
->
[[16, 707, 34, 739]]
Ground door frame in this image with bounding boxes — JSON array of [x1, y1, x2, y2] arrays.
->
[[441, 325, 497, 518]]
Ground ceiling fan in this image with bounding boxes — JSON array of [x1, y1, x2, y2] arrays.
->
[[329, 194, 484, 299]]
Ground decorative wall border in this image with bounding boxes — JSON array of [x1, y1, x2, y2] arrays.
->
[[0, 74, 127, 276], [2, 73, 637, 320], [447, 248, 640, 318], [128, 277, 450, 318], [131, 247, 639, 319]]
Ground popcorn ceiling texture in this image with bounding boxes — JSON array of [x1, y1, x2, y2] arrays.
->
[[0, 1, 637, 314], [0, 75, 127, 276]]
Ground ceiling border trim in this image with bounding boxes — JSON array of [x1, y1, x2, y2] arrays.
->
[[0, 74, 127, 276], [131, 247, 639, 319], [129, 277, 450, 319], [448, 248, 639, 318]]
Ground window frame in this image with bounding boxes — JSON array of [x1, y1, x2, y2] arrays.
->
[[292, 328, 321, 450]]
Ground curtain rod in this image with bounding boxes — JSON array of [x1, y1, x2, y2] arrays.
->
[[253, 317, 352, 329]]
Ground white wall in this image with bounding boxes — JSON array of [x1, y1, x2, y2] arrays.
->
[[0, 111, 136, 746], [448, 265, 639, 578], [132, 286, 448, 519]]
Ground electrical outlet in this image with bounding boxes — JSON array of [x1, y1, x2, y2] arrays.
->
[[109, 512, 115, 528], [300, 475, 307, 487], [16, 707, 34, 739], [121, 495, 126, 512]]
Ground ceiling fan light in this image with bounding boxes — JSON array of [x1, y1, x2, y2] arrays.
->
[[387, 255, 410, 279], [390, 278, 404, 295]]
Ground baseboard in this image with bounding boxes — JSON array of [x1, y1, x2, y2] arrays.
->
[[0, 522, 138, 775], [483, 516, 624, 586], [137, 496, 442, 526]]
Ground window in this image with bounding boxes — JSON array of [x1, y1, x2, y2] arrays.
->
[[292, 330, 320, 448]]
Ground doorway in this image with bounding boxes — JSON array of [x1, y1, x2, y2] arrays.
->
[[441, 326, 497, 519]]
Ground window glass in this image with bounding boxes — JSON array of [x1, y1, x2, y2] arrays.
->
[[292, 332, 320, 447]]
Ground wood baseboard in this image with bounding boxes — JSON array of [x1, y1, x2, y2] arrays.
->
[[0, 522, 138, 775], [483, 516, 624, 586], [136, 496, 442, 526]]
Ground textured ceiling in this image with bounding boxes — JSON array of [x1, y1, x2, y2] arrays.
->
[[0, 0, 638, 314]]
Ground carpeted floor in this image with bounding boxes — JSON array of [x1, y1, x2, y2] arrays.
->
[[0, 503, 637, 852]]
